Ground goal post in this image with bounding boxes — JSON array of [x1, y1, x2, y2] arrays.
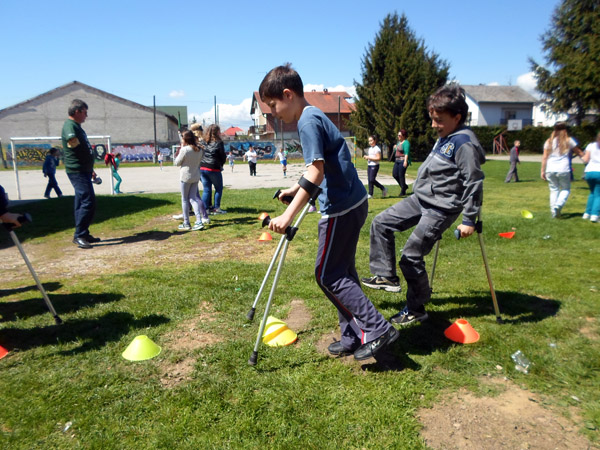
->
[[9, 135, 112, 200], [344, 136, 358, 166]]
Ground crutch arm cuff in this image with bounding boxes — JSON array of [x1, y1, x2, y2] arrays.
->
[[298, 176, 322, 201]]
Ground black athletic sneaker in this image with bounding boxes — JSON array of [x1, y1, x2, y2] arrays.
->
[[327, 341, 357, 357], [390, 306, 428, 325], [361, 275, 402, 293], [353, 327, 399, 361]]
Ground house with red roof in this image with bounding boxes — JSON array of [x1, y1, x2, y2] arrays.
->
[[222, 126, 244, 140], [249, 89, 355, 140]]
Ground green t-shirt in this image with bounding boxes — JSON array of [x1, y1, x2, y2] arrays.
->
[[61, 119, 94, 173]]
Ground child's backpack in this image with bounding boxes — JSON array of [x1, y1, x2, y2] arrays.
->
[[104, 153, 116, 169]]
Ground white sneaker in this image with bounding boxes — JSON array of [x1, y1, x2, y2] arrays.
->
[[172, 213, 184, 220], [382, 187, 388, 198], [178, 223, 191, 230], [368, 194, 373, 199], [201, 217, 211, 225], [591, 215, 599, 223], [211, 208, 227, 215], [582, 213, 590, 220], [192, 222, 205, 231]]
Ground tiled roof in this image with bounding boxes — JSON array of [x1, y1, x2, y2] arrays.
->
[[252, 90, 355, 115], [223, 126, 244, 136], [463, 85, 538, 103]]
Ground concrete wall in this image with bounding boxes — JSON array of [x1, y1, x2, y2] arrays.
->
[[0, 84, 179, 146]]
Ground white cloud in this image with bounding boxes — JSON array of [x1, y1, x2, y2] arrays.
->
[[169, 90, 185, 98], [517, 72, 539, 98], [189, 97, 253, 130], [487, 81, 500, 86]]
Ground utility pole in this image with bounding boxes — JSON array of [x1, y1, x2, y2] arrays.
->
[[153, 96, 158, 163]]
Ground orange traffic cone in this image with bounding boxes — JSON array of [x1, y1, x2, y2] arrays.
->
[[498, 231, 515, 239], [258, 232, 273, 242], [0, 345, 9, 360], [444, 319, 480, 344]]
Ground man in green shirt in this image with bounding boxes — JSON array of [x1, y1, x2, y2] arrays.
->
[[61, 99, 100, 249]]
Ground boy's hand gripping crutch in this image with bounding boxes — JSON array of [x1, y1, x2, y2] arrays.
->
[[2, 214, 63, 324], [248, 188, 321, 366]]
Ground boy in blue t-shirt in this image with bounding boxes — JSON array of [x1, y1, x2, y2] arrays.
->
[[259, 64, 398, 361]]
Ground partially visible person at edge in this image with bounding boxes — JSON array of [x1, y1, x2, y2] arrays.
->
[[0, 184, 21, 228], [581, 131, 600, 223], [363, 134, 388, 199], [259, 63, 398, 361], [43, 147, 63, 198], [504, 140, 521, 183], [392, 129, 411, 196], [111, 152, 123, 194], [61, 99, 100, 249], [541, 122, 584, 218], [200, 124, 227, 214]]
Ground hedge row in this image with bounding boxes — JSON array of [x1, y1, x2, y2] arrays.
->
[[471, 124, 599, 154]]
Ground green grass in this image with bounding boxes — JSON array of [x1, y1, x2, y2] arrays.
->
[[0, 160, 598, 448]]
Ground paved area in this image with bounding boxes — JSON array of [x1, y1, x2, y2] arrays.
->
[[0, 161, 400, 202]]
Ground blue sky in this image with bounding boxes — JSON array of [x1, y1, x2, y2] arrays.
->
[[1, 0, 560, 129]]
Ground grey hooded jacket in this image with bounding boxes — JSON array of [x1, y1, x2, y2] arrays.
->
[[412, 127, 485, 226]]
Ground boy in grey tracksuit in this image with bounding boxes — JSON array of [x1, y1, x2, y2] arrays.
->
[[361, 84, 485, 325]]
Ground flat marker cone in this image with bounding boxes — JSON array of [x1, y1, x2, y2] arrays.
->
[[262, 316, 297, 347], [258, 232, 273, 242], [122, 335, 161, 361], [521, 210, 533, 219], [498, 231, 515, 239], [444, 319, 480, 344], [258, 212, 269, 221], [0, 345, 8, 360]]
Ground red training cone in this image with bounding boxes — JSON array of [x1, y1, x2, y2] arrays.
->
[[258, 212, 269, 221], [444, 319, 480, 344], [498, 231, 515, 239], [0, 345, 9, 360]]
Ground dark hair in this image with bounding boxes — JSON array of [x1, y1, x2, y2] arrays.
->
[[368, 135, 378, 143], [399, 129, 408, 138], [427, 84, 468, 125], [49, 147, 59, 155], [181, 130, 198, 150], [68, 99, 88, 117], [203, 124, 222, 144], [259, 63, 304, 101]]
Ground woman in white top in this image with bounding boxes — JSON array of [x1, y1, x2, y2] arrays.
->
[[363, 135, 388, 199], [582, 131, 600, 222], [541, 122, 584, 218], [174, 130, 208, 231]]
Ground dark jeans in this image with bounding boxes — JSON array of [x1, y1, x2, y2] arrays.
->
[[249, 161, 257, 176], [367, 165, 384, 195], [67, 171, 96, 239], [200, 170, 223, 210], [44, 173, 63, 197], [392, 161, 408, 194]]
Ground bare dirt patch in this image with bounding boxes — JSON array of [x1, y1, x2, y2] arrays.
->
[[418, 377, 593, 450], [580, 317, 598, 341], [284, 298, 312, 331]]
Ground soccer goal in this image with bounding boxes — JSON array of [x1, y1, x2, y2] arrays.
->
[[344, 136, 359, 165], [9, 135, 112, 200]]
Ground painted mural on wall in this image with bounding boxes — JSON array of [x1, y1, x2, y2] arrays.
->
[[225, 142, 277, 159], [6, 142, 171, 165]]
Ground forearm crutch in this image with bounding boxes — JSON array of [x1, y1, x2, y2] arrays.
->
[[248, 189, 320, 366], [3, 215, 63, 324], [429, 217, 502, 323]]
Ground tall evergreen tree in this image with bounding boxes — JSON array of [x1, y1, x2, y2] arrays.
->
[[530, 0, 600, 125], [350, 12, 449, 159]]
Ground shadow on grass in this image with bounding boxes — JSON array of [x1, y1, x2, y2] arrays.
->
[[0, 291, 123, 323], [0, 311, 169, 354], [94, 230, 173, 246], [0, 195, 173, 247], [379, 291, 561, 357], [0, 281, 62, 298]]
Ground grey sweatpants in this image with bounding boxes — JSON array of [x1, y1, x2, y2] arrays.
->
[[369, 195, 459, 312], [315, 199, 391, 350]]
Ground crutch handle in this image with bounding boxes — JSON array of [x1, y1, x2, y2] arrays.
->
[[454, 229, 461, 240], [2, 213, 32, 231], [261, 215, 297, 241], [273, 189, 294, 204]]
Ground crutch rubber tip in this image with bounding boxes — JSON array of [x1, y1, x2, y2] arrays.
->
[[54, 316, 63, 325], [496, 317, 504, 324], [246, 308, 256, 321], [248, 351, 258, 366]]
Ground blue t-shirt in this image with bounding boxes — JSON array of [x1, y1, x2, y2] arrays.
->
[[297, 106, 366, 215]]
